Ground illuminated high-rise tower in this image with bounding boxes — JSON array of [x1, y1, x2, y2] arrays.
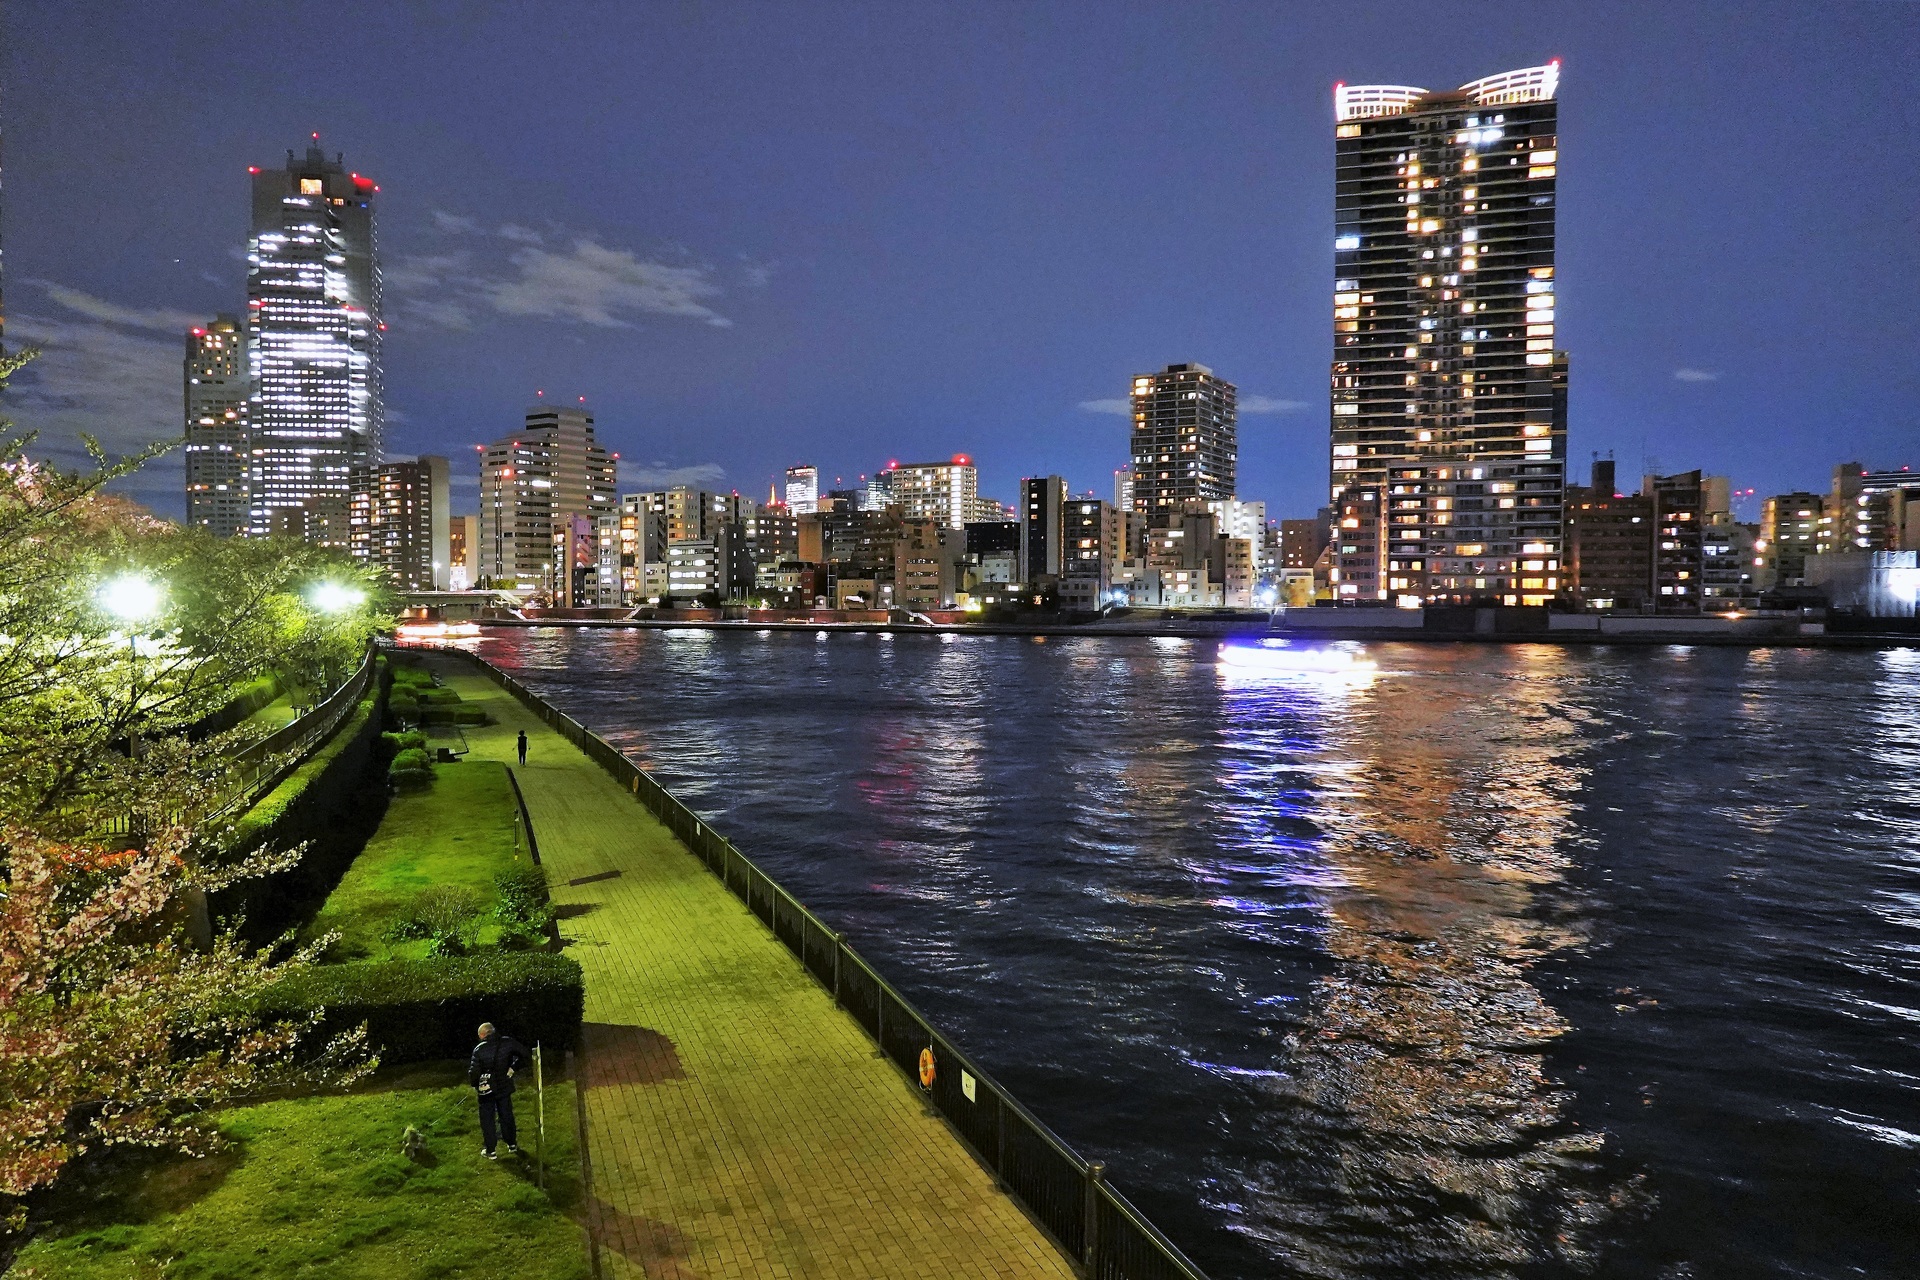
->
[[245, 138, 382, 546], [183, 314, 250, 538], [1128, 363, 1237, 523], [1330, 64, 1567, 606]]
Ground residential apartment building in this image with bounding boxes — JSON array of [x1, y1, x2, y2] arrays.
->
[[894, 518, 964, 609], [1646, 470, 1705, 613], [1759, 492, 1824, 589], [1330, 63, 1568, 605], [1129, 364, 1238, 522], [881, 456, 989, 528], [349, 455, 450, 590], [184, 315, 250, 538]]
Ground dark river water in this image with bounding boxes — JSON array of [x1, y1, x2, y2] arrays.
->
[[475, 629, 1920, 1280]]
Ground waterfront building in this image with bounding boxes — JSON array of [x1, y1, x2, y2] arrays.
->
[[1330, 486, 1386, 603], [1113, 465, 1135, 513], [743, 503, 800, 588], [881, 456, 982, 529], [1129, 363, 1237, 522], [1206, 498, 1269, 573], [184, 315, 250, 538], [1645, 470, 1704, 613], [478, 405, 617, 597], [1330, 63, 1568, 605], [1702, 515, 1758, 606], [1563, 460, 1651, 610], [1819, 462, 1920, 556], [664, 530, 751, 603], [448, 514, 477, 590], [784, 465, 819, 514], [965, 520, 1021, 558], [1280, 514, 1331, 569], [599, 496, 669, 604], [350, 455, 450, 590], [629, 486, 748, 544], [1758, 492, 1824, 589], [246, 140, 383, 547], [895, 518, 964, 610], [1020, 475, 1068, 582], [1059, 498, 1125, 610]]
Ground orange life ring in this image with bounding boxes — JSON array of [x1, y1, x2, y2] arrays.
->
[[917, 1046, 936, 1090]]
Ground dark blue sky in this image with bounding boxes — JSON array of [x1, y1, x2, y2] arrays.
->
[[6, 1, 1916, 520]]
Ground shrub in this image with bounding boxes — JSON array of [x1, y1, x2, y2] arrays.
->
[[380, 730, 427, 754], [389, 746, 433, 789], [494, 865, 554, 950], [383, 884, 482, 954], [421, 703, 487, 726], [256, 953, 585, 1062]]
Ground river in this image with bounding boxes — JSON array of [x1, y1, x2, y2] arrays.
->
[[475, 628, 1920, 1280]]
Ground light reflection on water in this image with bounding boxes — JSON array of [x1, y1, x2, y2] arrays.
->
[[481, 630, 1920, 1280]]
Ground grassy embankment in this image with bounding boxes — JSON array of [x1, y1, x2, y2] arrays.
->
[[8, 1064, 586, 1280], [10, 660, 587, 1279]]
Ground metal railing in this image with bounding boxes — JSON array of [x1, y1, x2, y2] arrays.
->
[[444, 647, 1211, 1280], [102, 648, 379, 838]]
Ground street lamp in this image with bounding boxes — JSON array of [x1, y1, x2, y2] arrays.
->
[[97, 573, 164, 625], [308, 582, 366, 615], [97, 572, 163, 757]]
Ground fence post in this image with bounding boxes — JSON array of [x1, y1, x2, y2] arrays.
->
[[832, 932, 846, 1006], [875, 981, 885, 1051], [1085, 1162, 1105, 1274], [994, 1094, 1009, 1183]]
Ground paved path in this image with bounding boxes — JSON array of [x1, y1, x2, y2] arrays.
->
[[427, 657, 1076, 1280]]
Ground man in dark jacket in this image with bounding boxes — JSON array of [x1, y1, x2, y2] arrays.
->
[[468, 1022, 530, 1159]]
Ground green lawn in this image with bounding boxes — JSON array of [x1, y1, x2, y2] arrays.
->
[[301, 760, 525, 962], [10, 1062, 588, 1280]]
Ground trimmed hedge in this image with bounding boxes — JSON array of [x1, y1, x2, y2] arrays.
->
[[260, 952, 584, 1063], [213, 663, 393, 944]]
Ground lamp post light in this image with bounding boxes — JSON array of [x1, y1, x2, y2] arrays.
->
[[308, 582, 367, 615], [97, 572, 164, 753]]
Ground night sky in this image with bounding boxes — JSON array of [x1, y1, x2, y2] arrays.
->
[[5, 1, 1915, 522]]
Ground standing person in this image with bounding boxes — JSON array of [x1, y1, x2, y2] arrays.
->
[[516, 729, 528, 766], [468, 1022, 529, 1159]]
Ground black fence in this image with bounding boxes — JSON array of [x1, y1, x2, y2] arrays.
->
[[443, 647, 1210, 1280], [102, 648, 378, 839]]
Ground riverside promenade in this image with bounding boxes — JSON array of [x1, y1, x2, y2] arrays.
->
[[422, 655, 1076, 1280]]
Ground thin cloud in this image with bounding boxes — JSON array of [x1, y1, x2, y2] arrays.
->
[[1240, 396, 1309, 414], [1078, 398, 1131, 415], [491, 241, 730, 328], [1674, 368, 1719, 383], [619, 461, 727, 490], [31, 280, 206, 333], [4, 310, 187, 517], [394, 219, 732, 330]]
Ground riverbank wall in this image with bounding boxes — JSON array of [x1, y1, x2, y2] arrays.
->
[[467, 610, 1920, 647]]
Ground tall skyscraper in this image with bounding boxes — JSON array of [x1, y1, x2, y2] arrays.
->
[[245, 139, 383, 546], [785, 465, 819, 514], [1331, 63, 1567, 606], [478, 406, 616, 597], [184, 314, 250, 538], [1129, 364, 1237, 522], [1113, 464, 1135, 513]]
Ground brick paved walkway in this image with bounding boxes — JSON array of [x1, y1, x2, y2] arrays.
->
[[428, 657, 1077, 1280]]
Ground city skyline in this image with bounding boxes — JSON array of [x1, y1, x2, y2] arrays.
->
[[5, 2, 1915, 525]]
